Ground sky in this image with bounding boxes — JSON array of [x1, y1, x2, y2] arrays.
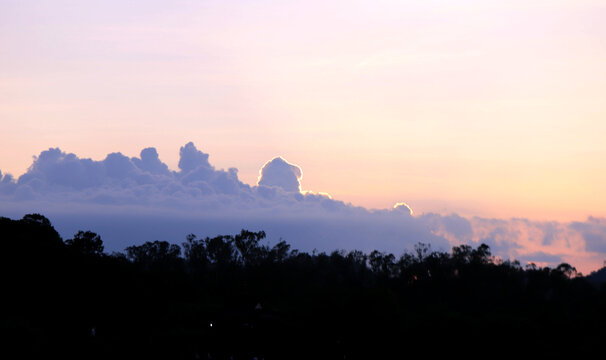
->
[[1, 1, 606, 272]]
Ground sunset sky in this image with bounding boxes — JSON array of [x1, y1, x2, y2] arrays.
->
[[2, 0, 606, 220], [2, 1, 606, 272]]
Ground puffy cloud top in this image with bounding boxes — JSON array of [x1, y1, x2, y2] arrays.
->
[[393, 202, 413, 216], [0, 143, 332, 211], [104, 152, 137, 179], [257, 157, 303, 193], [18, 148, 105, 190], [178, 142, 213, 174], [571, 217, 606, 253], [132, 147, 170, 175], [2, 142, 606, 274]]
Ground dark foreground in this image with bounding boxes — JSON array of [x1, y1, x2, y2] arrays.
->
[[2, 214, 606, 359]]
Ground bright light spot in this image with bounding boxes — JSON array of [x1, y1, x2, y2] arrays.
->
[[301, 190, 333, 199], [318, 192, 332, 199], [393, 202, 413, 215]]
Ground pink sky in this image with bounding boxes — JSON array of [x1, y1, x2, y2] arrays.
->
[[2, 0, 606, 222]]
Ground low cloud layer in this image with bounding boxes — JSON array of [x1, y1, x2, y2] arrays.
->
[[1, 143, 605, 274]]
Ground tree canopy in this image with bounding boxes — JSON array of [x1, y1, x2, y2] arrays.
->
[[1, 214, 605, 358]]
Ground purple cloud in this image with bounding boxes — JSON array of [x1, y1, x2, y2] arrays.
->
[[1, 143, 605, 273], [257, 157, 303, 193]]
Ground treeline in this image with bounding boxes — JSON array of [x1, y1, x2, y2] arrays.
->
[[1, 214, 606, 359]]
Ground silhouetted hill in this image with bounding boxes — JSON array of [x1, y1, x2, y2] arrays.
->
[[1, 214, 605, 359]]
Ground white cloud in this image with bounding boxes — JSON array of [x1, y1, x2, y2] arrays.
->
[[257, 156, 303, 193]]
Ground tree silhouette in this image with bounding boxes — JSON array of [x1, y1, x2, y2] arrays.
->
[[555, 262, 577, 278], [182, 233, 209, 272], [204, 235, 236, 267], [234, 229, 267, 266], [413, 242, 431, 262], [269, 239, 291, 263], [452, 244, 473, 264], [65, 230, 104, 256], [1, 214, 64, 256], [125, 240, 181, 270], [471, 243, 492, 264], [21, 213, 52, 227], [2, 213, 606, 358], [368, 250, 396, 277]]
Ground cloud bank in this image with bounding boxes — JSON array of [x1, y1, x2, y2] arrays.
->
[[1, 143, 605, 273]]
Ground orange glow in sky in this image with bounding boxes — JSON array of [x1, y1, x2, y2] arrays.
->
[[1, 0, 605, 222]]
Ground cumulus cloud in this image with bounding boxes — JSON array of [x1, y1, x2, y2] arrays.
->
[[1, 142, 606, 274], [0, 143, 366, 225], [426, 215, 604, 273], [132, 147, 171, 175], [178, 141, 216, 181], [17, 148, 105, 190], [257, 156, 303, 193], [571, 217, 606, 253], [418, 213, 473, 244]]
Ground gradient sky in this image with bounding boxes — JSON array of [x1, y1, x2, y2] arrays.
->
[[2, 0, 606, 221]]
